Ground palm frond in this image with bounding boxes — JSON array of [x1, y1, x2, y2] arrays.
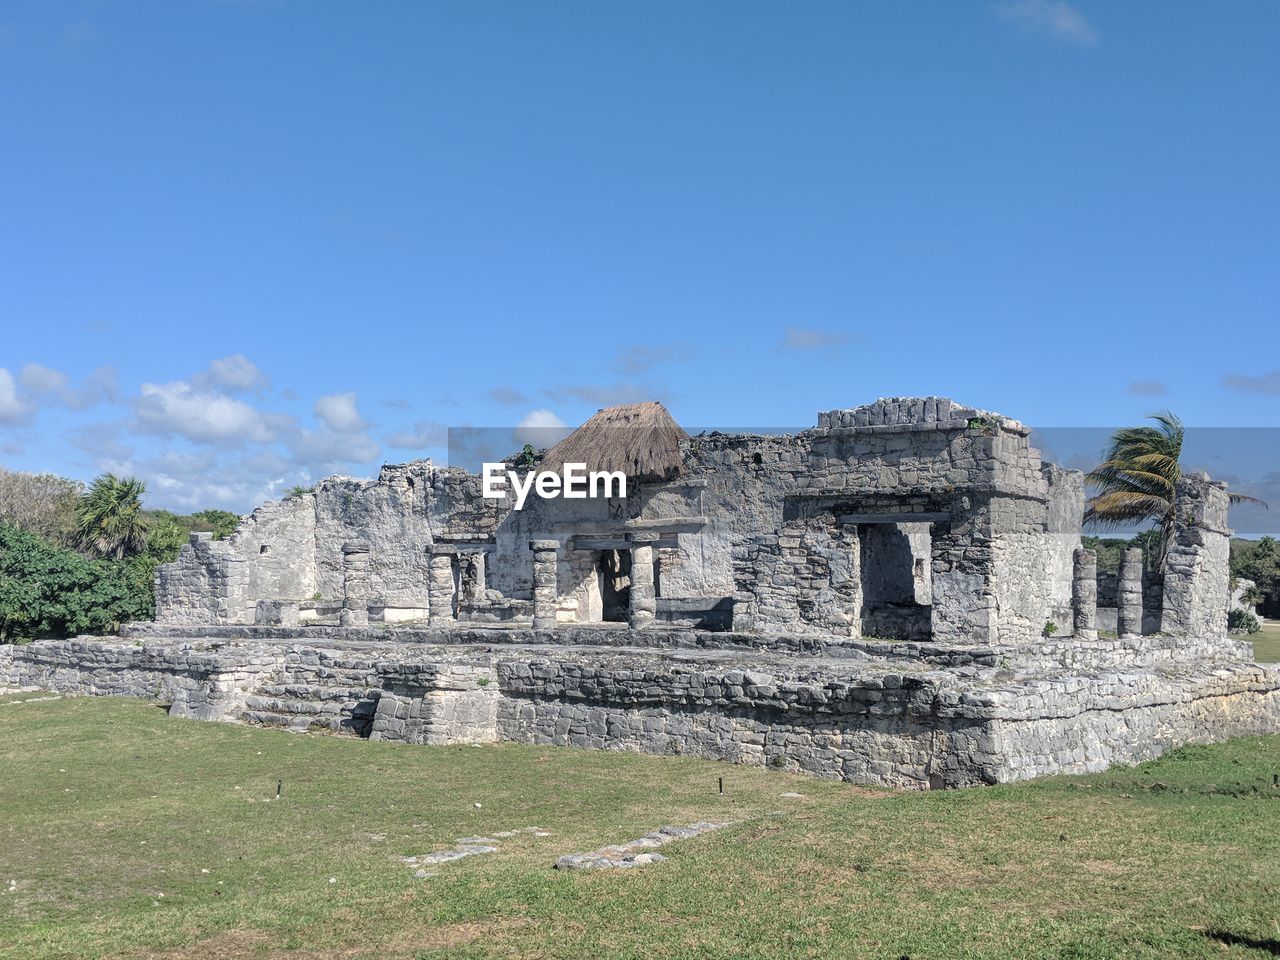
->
[[1085, 412, 1185, 534], [1228, 492, 1269, 508]]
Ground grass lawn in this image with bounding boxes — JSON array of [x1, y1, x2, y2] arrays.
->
[[1250, 619, 1280, 663], [2, 696, 1280, 959]]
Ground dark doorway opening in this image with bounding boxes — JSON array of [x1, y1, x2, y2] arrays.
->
[[599, 549, 632, 622], [857, 523, 932, 641]]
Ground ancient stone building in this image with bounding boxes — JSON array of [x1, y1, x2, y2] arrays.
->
[[4, 397, 1277, 788], [151, 398, 1086, 644]]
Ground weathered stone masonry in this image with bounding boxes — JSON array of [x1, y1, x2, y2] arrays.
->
[[3, 627, 1277, 789], [6, 397, 1278, 788]]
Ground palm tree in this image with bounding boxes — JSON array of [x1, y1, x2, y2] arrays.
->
[[1085, 412, 1264, 563], [1239, 583, 1265, 610], [76, 473, 149, 559]]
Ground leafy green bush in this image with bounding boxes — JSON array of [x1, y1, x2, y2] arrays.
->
[[1231, 536, 1279, 616], [0, 523, 153, 643], [1227, 608, 1261, 635]]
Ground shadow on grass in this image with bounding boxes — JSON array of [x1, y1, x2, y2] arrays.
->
[[1204, 930, 1280, 955]]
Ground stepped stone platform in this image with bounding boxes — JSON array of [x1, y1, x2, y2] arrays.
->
[[4, 623, 1278, 789]]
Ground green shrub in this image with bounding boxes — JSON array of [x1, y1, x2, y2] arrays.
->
[[0, 523, 153, 643], [1227, 608, 1261, 635]]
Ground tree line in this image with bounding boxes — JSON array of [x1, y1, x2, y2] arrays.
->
[[0, 468, 237, 643]]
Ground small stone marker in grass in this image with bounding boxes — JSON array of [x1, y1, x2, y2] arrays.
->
[[554, 821, 731, 871], [401, 826, 550, 877]]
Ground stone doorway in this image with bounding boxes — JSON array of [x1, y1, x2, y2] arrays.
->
[[598, 549, 632, 622], [856, 522, 932, 641]]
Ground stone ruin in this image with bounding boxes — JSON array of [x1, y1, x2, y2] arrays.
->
[[3, 397, 1277, 788]]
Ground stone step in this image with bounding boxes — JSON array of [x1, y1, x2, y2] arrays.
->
[[243, 695, 345, 716], [240, 709, 372, 736], [255, 683, 377, 701]]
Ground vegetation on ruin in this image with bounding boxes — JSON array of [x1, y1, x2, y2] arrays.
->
[[0, 469, 238, 643], [2, 695, 1280, 959]]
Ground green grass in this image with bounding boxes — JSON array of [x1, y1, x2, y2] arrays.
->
[[1249, 618, 1280, 662], [2, 696, 1280, 959]]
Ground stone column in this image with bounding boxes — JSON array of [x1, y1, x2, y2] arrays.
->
[[1118, 546, 1143, 639], [1072, 547, 1098, 640], [529, 539, 559, 630], [1161, 473, 1233, 639], [340, 541, 372, 628], [457, 550, 488, 604], [628, 531, 659, 629], [428, 545, 458, 624]]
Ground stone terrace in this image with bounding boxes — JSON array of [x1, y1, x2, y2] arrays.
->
[[4, 622, 1277, 790]]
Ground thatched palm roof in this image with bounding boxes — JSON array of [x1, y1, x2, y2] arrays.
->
[[539, 401, 688, 483]]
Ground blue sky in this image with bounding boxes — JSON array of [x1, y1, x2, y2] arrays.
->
[[1, 1, 1278, 515]]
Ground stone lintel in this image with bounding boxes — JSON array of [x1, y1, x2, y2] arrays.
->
[[837, 512, 951, 526], [572, 535, 680, 552]]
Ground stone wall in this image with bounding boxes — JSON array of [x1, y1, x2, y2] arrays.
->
[[0, 637, 278, 721], [6, 626, 1278, 790], [154, 533, 252, 625], [232, 493, 317, 603], [993, 663, 1280, 780]]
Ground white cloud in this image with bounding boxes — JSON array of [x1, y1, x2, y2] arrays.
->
[[106, 449, 286, 513], [1126, 379, 1168, 397], [514, 409, 570, 448], [314, 392, 368, 433], [1223, 370, 1280, 396], [11, 354, 392, 513], [614, 345, 683, 376], [996, 0, 1098, 45], [134, 379, 285, 444], [71, 366, 120, 408], [18, 363, 69, 396], [19, 363, 118, 409], [542, 383, 662, 406], [195, 354, 268, 393], [387, 420, 447, 450], [67, 421, 134, 461], [0, 368, 34, 424], [289, 428, 380, 468], [488, 386, 529, 407]]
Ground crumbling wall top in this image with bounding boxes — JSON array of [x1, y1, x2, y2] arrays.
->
[[816, 397, 1029, 436]]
